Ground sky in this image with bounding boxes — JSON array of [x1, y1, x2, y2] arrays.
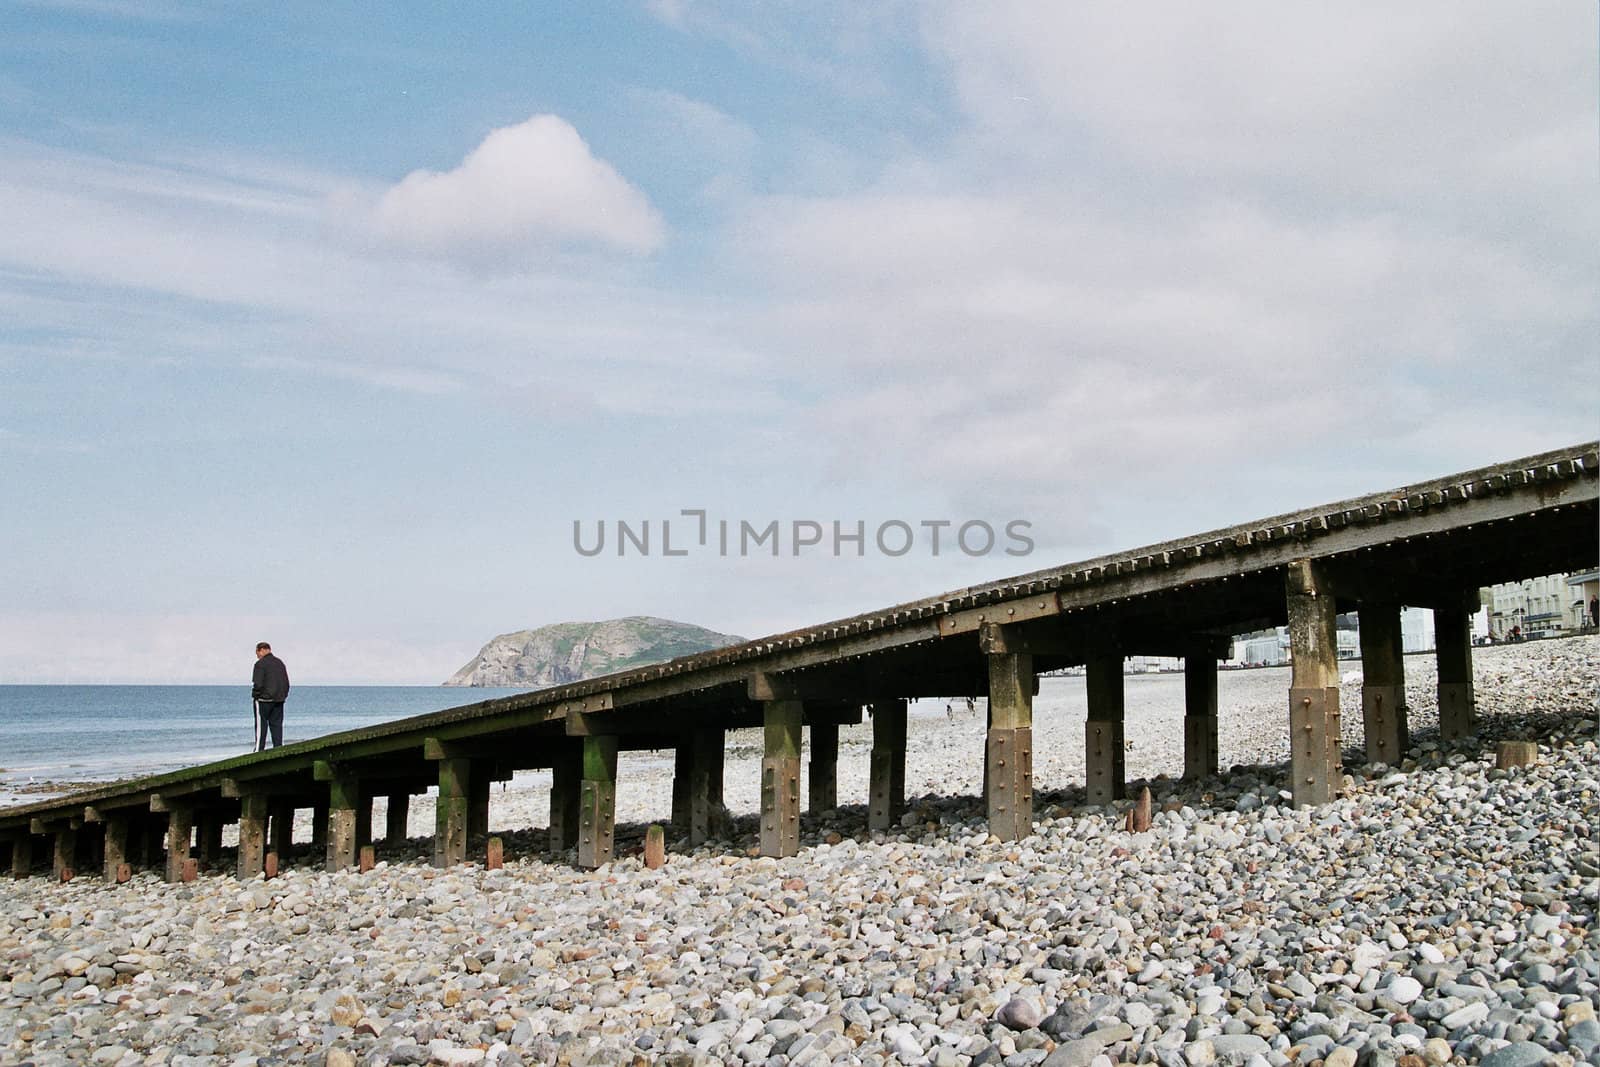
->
[[1, 2, 1595, 684]]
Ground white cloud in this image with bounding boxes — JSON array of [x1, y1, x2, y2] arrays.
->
[[3, 9, 1596, 683], [923, 3, 1598, 254], [726, 173, 1594, 539], [0, 137, 769, 411], [364, 114, 665, 267], [697, 2, 1598, 542]]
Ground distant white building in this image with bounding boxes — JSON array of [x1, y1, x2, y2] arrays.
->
[[1126, 655, 1182, 673], [1567, 571, 1598, 631], [1483, 573, 1575, 639], [1401, 607, 1436, 653], [1333, 606, 1436, 656], [1235, 629, 1288, 667], [1234, 596, 1501, 667]]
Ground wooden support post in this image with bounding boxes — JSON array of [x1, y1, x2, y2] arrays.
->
[[385, 792, 410, 846], [1359, 602, 1409, 765], [124, 819, 145, 872], [707, 728, 726, 830], [135, 814, 161, 870], [102, 816, 129, 882], [83, 829, 102, 880], [1126, 786, 1153, 833], [52, 824, 77, 883], [486, 835, 504, 870], [163, 807, 192, 884], [1496, 740, 1537, 769], [269, 801, 294, 862], [577, 735, 618, 869], [869, 700, 908, 832], [1183, 644, 1220, 780], [808, 720, 839, 815], [1287, 559, 1342, 807], [548, 741, 582, 854], [644, 824, 666, 869], [468, 769, 490, 842], [987, 653, 1034, 838], [434, 758, 469, 868], [432, 758, 467, 870], [311, 800, 329, 851], [1085, 655, 1126, 806], [10, 833, 31, 878], [326, 775, 360, 872], [196, 811, 223, 871], [1435, 599, 1477, 742], [761, 699, 803, 858], [550, 743, 579, 851], [689, 727, 725, 846], [237, 793, 268, 880], [354, 790, 373, 849], [671, 741, 693, 830]]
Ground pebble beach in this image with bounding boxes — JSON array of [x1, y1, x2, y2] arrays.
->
[[1, 637, 1595, 1067]]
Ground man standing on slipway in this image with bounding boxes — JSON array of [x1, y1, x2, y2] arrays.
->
[[251, 642, 290, 752]]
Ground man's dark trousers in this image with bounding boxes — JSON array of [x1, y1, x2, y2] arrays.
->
[[255, 700, 284, 751]]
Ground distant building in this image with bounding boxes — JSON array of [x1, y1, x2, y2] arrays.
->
[[1401, 606, 1436, 653], [1233, 597, 1497, 667], [1567, 571, 1598, 630], [1126, 655, 1182, 673], [1234, 629, 1288, 667], [1482, 573, 1575, 639], [1332, 607, 1437, 657]]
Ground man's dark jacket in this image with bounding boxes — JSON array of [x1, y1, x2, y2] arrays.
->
[[252, 654, 290, 702]]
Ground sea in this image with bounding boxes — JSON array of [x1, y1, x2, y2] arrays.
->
[[0, 685, 534, 806], [0, 669, 1309, 810]]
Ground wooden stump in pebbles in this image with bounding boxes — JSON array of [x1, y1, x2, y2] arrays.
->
[[264, 851, 279, 879], [181, 858, 198, 882], [359, 845, 375, 873], [486, 836, 504, 871], [1124, 786, 1153, 833], [1496, 740, 1537, 769], [115, 863, 131, 884], [644, 824, 666, 870], [59, 868, 73, 883]]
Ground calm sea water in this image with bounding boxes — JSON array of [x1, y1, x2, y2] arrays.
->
[[0, 669, 1313, 809], [0, 685, 533, 801]]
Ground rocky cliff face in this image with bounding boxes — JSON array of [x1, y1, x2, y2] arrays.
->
[[444, 616, 745, 688]]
